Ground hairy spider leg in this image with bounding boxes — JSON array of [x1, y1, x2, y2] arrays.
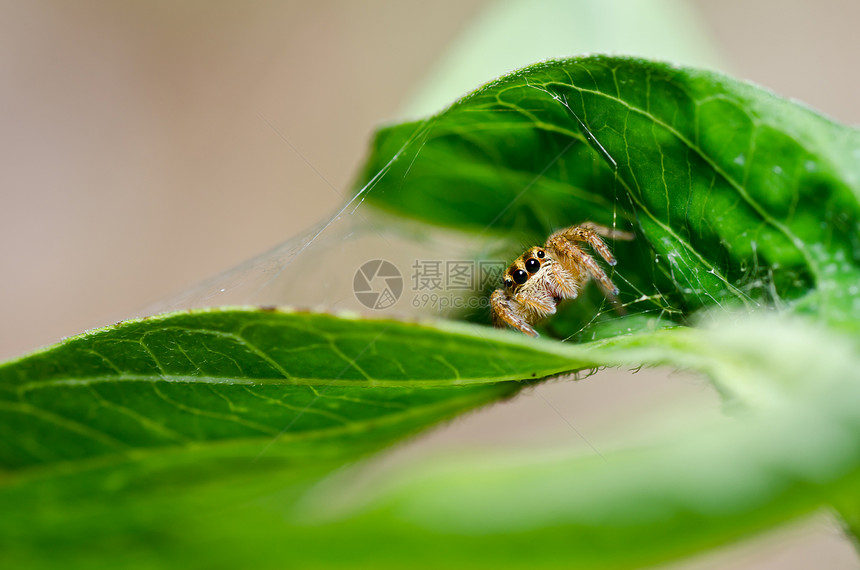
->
[[490, 289, 538, 336], [578, 221, 636, 243], [545, 260, 579, 298], [546, 224, 630, 296], [513, 283, 557, 317]]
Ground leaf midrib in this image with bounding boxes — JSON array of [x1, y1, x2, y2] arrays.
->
[[8, 372, 561, 389]]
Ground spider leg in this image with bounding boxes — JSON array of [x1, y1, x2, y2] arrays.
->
[[490, 289, 539, 337], [551, 223, 633, 267], [579, 221, 636, 242], [546, 226, 621, 296], [546, 261, 579, 299], [516, 288, 557, 320]]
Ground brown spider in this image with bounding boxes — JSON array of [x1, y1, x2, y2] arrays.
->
[[490, 222, 634, 336]]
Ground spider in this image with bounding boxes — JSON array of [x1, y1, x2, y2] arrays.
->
[[490, 222, 634, 337]]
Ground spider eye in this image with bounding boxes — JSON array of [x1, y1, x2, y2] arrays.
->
[[536, 250, 545, 258], [504, 278, 513, 288], [512, 269, 528, 285], [525, 258, 540, 273]]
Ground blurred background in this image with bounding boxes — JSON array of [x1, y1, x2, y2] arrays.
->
[[2, 0, 858, 567]]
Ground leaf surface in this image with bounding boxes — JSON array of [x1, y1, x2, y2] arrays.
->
[[359, 56, 860, 334], [1, 308, 594, 471]]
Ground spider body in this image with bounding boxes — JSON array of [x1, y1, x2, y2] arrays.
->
[[490, 223, 633, 336]]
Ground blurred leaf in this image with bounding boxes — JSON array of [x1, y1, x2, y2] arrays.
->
[[403, 0, 725, 117], [291, 316, 860, 569]]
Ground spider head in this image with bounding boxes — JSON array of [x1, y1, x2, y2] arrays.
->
[[503, 247, 548, 291]]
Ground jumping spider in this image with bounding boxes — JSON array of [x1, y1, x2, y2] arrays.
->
[[490, 222, 634, 337]]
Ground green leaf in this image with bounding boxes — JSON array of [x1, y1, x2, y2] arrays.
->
[[359, 56, 860, 334], [0, 307, 594, 472], [4, 55, 860, 569], [0, 307, 568, 566], [0, 306, 673, 568], [4, 308, 860, 569]]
